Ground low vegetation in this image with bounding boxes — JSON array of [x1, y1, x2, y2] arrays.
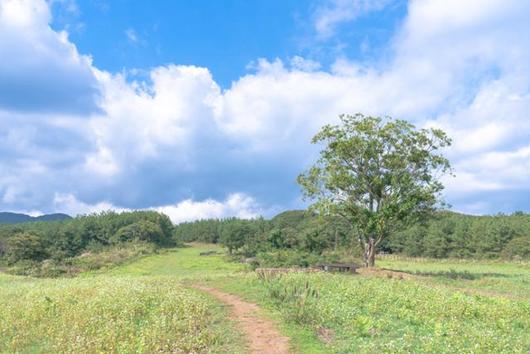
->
[[231, 272, 530, 353], [1, 243, 528, 353], [0, 272, 243, 353]]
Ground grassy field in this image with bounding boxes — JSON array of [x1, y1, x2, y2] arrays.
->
[[1, 244, 529, 353], [0, 246, 247, 354], [214, 272, 529, 353], [104, 243, 244, 278], [378, 255, 530, 299]]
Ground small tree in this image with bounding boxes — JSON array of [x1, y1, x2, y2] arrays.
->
[[112, 220, 165, 244], [6, 232, 48, 264], [220, 219, 254, 254], [298, 114, 451, 267]]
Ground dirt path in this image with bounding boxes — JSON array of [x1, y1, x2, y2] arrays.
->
[[192, 285, 290, 354]]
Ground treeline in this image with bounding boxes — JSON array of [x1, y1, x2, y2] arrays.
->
[[175, 210, 357, 267], [0, 211, 175, 276], [386, 211, 530, 259], [175, 210, 530, 264], [1, 208, 528, 275]]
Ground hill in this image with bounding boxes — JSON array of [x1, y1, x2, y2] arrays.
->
[[0, 212, 71, 224]]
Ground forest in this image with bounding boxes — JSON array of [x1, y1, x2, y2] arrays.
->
[[1, 208, 529, 277], [176, 209, 530, 265], [0, 211, 175, 276]]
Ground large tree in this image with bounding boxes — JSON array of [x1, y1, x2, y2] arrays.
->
[[298, 114, 452, 267]]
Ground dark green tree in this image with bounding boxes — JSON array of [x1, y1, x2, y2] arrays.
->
[[112, 220, 165, 244], [6, 232, 48, 264], [298, 113, 452, 266], [219, 219, 255, 254]]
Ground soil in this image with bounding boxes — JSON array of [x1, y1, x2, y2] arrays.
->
[[192, 285, 290, 354]]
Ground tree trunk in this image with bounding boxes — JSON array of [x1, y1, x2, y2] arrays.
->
[[363, 237, 376, 267]]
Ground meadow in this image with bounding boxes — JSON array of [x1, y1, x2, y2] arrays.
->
[[1, 244, 529, 353]]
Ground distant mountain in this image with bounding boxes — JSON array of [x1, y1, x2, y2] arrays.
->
[[0, 212, 72, 224]]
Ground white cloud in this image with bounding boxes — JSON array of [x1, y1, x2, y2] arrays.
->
[[53, 193, 129, 216], [53, 192, 261, 224], [125, 28, 138, 42], [314, 0, 392, 39], [155, 193, 261, 224], [1, 0, 530, 216], [0, 0, 99, 113]]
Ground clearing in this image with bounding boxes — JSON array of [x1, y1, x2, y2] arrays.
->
[[1, 244, 529, 353]]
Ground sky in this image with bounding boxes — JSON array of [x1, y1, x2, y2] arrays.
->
[[1, 0, 530, 223]]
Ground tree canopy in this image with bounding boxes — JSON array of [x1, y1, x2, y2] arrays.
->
[[298, 114, 452, 266]]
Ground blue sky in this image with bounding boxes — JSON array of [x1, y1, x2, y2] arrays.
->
[[51, 0, 407, 87], [1, 0, 530, 222]]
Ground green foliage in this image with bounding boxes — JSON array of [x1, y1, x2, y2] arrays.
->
[[389, 211, 530, 259], [6, 231, 48, 264], [0, 211, 175, 275], [172, 211, 356, 267], [219, 218, 256, 254], [502, 236, 530, 259], [173, 218, 221, 243], [7, 242, 157, 277], [298, 113, 452, 266], [112, 220, 165, 244]]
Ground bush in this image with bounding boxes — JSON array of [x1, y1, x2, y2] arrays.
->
[[7, 242, 157, 277], [255, 250, 320, 268], [112, 220, 165, 244], [501, 236, 530, 259], [6, 232, 48, 264]]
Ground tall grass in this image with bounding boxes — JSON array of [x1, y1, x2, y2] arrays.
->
[[248, 272, 530, 353], [0, 274, 238, 353]]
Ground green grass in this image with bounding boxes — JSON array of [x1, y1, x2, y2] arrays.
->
[[209, 275, 328, 354], [0, 245, 247, 354], [378, 255, 530, 299], [104, 243, 245, 278], [2, 244, 529, 353], [233, 272, 530, 353]]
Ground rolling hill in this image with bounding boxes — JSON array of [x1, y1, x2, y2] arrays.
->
[[0, 212, 71, 224]]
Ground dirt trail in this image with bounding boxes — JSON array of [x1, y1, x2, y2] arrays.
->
[[192, 285, 290, 354]]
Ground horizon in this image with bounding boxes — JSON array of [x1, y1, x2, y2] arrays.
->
[[2, 0, 530, 223]]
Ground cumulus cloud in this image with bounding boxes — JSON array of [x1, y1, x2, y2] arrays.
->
[[1, 0, 530, 217], [52, 193, 261, 224], [0, 0, 100, 114], [53, 193, 127, 216], [155, 193, 262, 224]]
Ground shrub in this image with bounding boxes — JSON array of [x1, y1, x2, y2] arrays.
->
[[112, 220, 165, 244], [255, 250, 320, 268], [501, 236, 530, 259], [6, 232, 47, 264]]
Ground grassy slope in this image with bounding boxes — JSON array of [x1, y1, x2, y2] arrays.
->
[[104, 243, 244, 278], [378, 255, 530, 299], [104, 244, 327, 353], [225, 272, 529, 353], [0, 245, 247, 354], [1, 245, 529, 353]]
